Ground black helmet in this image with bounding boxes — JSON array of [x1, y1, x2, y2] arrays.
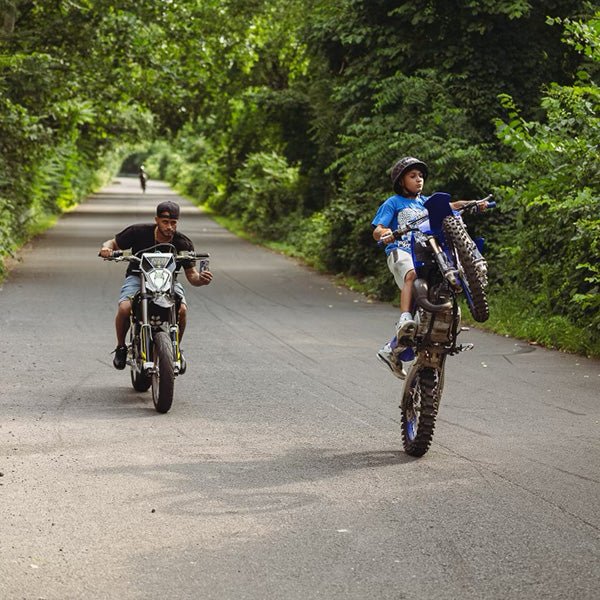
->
[[391, 157, 428, 194]]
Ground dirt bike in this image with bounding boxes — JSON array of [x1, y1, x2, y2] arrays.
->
[[387, 192, 495, 456], [103, 244, 209, 414]]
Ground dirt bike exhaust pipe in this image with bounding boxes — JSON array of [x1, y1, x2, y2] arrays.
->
[[413, 278, 452, 313]]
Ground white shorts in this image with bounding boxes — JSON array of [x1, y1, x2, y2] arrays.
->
[[387, 249, 414, 290]]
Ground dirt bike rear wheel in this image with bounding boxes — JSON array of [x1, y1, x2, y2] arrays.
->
[[151, 331, 175, 414], [401, 366, 441, 457], [442, 215, 489, 322]]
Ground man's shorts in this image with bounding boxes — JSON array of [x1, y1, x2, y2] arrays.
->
[[118, 275, 187, 305], [387, 249, 415, 290]]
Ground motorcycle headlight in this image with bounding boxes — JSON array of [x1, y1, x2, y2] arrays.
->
[[146, 268, 172, 292]]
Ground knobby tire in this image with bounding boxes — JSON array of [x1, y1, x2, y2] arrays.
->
[[401, 366, 441, 457], [442, 215, 489, 322]]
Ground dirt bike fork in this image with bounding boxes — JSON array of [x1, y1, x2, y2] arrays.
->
[[427, 236, 461, 290], [170, 324, 181, 362], [169, 303, 182, 373], [140, 323, 153, 369]]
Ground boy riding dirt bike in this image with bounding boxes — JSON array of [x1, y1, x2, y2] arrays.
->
[[372, 156, 490, 378]]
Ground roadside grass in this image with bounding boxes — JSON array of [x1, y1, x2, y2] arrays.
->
[[463, 292, 600, 358], [0, 213, 60, 283], [207, 211, 325, 268]]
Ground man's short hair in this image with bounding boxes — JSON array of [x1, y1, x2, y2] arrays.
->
[[156, 201, 180, 219]]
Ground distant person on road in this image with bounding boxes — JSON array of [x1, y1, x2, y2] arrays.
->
[[372, 156, 489, 379], [99, 201, 213, 370], [138, 165, 148, 193]]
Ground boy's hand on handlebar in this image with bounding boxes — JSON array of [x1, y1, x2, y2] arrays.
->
[[99, 247, 114, 258], [378, 228, 395, 244], [457, 195, 494, 214]]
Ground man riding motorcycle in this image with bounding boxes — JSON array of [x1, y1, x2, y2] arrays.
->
[[99, 200, 213, 369]]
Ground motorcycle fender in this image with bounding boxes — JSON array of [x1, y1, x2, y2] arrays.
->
[[424, 192, 453, 234]]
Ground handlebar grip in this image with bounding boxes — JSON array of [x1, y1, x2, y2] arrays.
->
[[98, 250, 123, 259], [487, 201, 496, 208]]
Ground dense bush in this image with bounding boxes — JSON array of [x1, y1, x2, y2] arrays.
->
[[492, 12, 600, 338]]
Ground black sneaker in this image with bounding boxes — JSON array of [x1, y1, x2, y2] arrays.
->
[[112, 345, 128, 370]]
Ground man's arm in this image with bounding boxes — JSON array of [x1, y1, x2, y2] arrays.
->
[[184, 266, 213, 287], [99, 238, 120, 258]]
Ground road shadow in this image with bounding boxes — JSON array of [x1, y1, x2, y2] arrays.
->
[[93, 447, 411, 516]]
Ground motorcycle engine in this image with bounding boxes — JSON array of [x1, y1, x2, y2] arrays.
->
[[416, 305, 460, 344]]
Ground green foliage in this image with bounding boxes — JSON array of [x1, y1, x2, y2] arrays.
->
[[1, 0, 598, 355], [466, 288, 600, 357], [492, 9, 600, 340], [228, 151, 301, 238]]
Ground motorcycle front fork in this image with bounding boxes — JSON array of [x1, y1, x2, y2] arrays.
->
[[169, 304, 182, 373], [134, 298, 181, 373], [135, 323, 180, 373], [170, 324, 181, 371], [427, 237, 461, 290]]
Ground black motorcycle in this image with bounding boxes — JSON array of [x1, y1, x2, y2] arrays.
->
[[104, 244, 209, 413]]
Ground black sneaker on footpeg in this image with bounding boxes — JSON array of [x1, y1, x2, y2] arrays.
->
[[112, 345, 128, 370]]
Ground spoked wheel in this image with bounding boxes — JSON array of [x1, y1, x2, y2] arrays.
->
[[442, 215, 489, 322], [151, 331, 175, 414], [129, 331, 151, 392], [401, 366, 442, 457]]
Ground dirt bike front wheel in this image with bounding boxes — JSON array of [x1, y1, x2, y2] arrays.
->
[[151, 331, 175, 414], [400, 365, 442, 457], [442, 215, 489, 322]]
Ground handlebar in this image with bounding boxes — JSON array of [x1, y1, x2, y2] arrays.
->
[[458, 194, 495, 214], [377, 193, 496, 246], [99, 250, 210, 262]]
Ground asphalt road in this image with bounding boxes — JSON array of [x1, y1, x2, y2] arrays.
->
[[1, 177, 599, 600]]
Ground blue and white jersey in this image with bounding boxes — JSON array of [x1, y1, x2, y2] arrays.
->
[[371, 194, 429, 255]]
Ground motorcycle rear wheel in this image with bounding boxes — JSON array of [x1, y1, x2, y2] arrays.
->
[[442, 215, 489, 322], [151, 331, 175, 414], [401, 366, 441, 457]]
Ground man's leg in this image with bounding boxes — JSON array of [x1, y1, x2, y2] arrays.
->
[[112, 300, 130, 370], [113, 275, 139, 370], [178, 303, 187, 341], [116, 300, 131, 346], [400, 269, 416, 314]]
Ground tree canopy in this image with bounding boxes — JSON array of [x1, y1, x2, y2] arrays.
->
[[1, 0, 598, 352]]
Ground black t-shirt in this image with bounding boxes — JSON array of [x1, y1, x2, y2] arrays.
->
[[115, 224, 195, 276]]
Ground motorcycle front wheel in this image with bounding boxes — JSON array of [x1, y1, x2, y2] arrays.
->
[[401, 366, 442, 457], [151, 331, 175, 414], [442, 215, 489, 322]]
